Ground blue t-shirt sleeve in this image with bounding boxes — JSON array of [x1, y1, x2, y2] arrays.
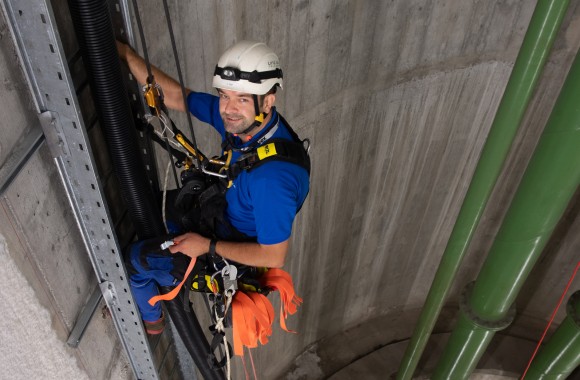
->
[[249, 162, 309, 245], [187, 91, 225, 137]]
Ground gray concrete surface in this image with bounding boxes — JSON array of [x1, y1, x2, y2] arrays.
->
[[0, 232, 132, 379], [1, 1, 580, 379], [0, 232, 90, 380], [326, 331, 534, 380]]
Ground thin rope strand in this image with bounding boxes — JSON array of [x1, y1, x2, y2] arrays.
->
[[213, 292, 233, 380], [520, 261, 580, 380], [161, 161, 171, 233], [130, 0, 153, 82], [162, 0, 202, 169], [159, 114, 180, 187], [241, 351, 250, 380], [130, 0, 180, 188], [249, 348, 258, 380]]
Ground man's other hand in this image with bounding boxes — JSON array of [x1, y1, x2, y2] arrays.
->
[[169, 232, 211, 259]]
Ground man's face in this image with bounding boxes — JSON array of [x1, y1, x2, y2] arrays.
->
[[218, 89, 259, 134]]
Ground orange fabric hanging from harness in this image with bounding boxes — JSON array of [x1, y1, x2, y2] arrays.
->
[[147, 262, 302, 357], [261, 268, 303, 332], [232, 268, 302, 356], [232, 292, 274, 356]]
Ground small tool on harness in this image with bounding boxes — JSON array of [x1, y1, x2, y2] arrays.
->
[[218, 263, 238, 296], [142, 81, 164, 116], [160, 240, 174, 250]]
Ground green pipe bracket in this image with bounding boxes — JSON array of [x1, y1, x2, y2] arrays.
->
[[460, 282, 516, 331]]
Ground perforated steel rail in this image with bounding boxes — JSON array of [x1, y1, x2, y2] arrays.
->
[[0, 1, 158, 378]]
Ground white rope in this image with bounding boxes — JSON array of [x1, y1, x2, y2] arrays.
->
[[145, 113, 189, 152], [161, 160, 171, 233], [213, 291, 234, 380]]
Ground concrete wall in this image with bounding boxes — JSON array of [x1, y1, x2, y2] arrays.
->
[[1, 0, 580, 379], [153, 1, 580, 377]]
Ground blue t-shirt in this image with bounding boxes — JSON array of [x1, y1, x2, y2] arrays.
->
[[187, 92, 310, 245]]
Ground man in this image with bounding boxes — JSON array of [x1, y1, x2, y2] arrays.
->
[[118, 40, 310, 333]]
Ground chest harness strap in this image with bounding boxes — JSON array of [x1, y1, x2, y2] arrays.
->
[[219, 114, 311, 187]]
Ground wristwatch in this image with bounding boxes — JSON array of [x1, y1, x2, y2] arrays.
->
[[208, 238, 219, 260]]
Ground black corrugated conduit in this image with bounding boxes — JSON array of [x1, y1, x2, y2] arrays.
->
[[68, 1, 223, 379], [68, 0, 163, 239]]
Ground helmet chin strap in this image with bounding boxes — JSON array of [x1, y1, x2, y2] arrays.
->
[[235, 94, 266, 141]]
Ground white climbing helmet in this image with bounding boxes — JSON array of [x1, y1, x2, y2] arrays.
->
[[212, 40, 283, 95]]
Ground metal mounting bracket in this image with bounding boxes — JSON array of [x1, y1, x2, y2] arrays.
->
[[39, 110, 70, 158], [67, 284, 103, 348]]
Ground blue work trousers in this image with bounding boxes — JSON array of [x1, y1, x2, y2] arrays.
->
[[127, 239, 188, 322]]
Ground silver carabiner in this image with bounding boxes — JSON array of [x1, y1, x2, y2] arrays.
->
[[221, 265, 238, 295], [202, 165, 228, 179]]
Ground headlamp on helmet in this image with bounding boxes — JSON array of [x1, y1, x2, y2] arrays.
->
[[212, 41, 283, 95]]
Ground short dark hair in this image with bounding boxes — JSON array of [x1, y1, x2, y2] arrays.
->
[[258, 85, 278, 104]]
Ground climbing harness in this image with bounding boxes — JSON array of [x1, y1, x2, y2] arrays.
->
[[147, 252, 303, 358]]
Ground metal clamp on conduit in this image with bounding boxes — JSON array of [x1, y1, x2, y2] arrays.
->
[[460, 282, 516, 331]]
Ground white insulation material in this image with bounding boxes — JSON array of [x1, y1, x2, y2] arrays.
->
[[0, 233, 89, 380]]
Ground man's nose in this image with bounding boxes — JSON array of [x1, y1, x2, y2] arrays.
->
[[224, 99, 237, 113]]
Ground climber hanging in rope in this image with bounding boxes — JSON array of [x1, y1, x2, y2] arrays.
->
[[117, 40, 310, 354]]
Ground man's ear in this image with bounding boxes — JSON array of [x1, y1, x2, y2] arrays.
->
[[262, 93, 276, 114]]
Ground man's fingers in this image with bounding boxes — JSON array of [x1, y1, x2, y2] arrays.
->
[[168, 242, 184, 254]]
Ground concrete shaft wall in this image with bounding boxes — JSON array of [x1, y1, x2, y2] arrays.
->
[[1, 1, 580, 379]]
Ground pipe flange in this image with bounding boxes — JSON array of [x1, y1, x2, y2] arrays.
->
[[459, 282, 516, 331], [567, 290, 580, 327]]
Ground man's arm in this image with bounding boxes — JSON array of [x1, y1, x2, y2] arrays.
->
[[169, 232, 289, 268], [117, 41, 190, 112]]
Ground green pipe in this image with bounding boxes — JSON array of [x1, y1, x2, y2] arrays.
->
[[432, 47, 580, 379], [524, 291, 580, 379], [396, 1, 570, 378]]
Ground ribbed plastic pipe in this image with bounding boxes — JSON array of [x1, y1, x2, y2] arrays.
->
[[432, 47, 580, 379], [396, 0, 571, 378], [68, 1, 223, 379], [68, 0, 164, 239]]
